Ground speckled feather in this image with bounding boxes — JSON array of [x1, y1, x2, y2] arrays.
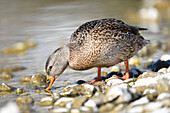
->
[[68, 18, 150, 70]]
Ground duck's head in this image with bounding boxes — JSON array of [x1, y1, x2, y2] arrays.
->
[[44, 45, 70, 92]]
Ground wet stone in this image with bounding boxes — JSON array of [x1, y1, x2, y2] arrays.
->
[[105, 84, 138, 103], [39, 96, 54, 107], [0, 72, 12, 81], [21, 76, 31, 83], [72, 96, 88, 109], [137, 72, 158, 79], [54, 97, 74, 107], [30, 74, 46, 86], [106, 71, 123, 79], [157, 93, 170, 101], [98, 103, 114, 113], [148, 59, 170, 72], [21, 96, 34, 105], [60, 84, 96, 97], [0, 67, 26, 72], [0, 83, 13, 92], [129, 68, 143, 78], [16, 88, 24, 95]]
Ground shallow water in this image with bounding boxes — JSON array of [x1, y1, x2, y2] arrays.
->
[[0, 0, 170, 110]]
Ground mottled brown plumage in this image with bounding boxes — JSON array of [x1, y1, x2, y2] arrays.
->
[[44, 18, 150, 92], [68, 18, 150, 70]]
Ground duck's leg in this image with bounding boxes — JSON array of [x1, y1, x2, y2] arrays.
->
[[113, 60, 130, 80], [122, 60, 130, 80], [44, 75, 56, 93], [86, 67, 102, 84]]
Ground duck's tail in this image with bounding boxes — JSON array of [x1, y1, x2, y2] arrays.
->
[[139, 27, 148, 30]]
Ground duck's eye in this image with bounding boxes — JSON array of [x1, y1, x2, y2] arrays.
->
[[49, 66, 52, 71]]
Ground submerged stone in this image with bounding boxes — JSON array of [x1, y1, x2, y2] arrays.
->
[[21, 76, 31, 83], [30, 74, 46, 86], [21, 96, 34, 105], [39, 96, 54, 107], [0, 72, 12, 81], [0, 83, 13, 92], [54, 97, 73, 107], [60, 84, 96, 97]]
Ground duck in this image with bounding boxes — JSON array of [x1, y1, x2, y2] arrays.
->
[[44, 18, 150, 93]]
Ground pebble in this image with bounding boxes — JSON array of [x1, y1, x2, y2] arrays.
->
[[106, 77, 123, 86], [0, 72, 12, 81], [84, 99, 98, 112], [160, 54, 170, 61], [110, 66, 120, 72], [51, 107, 69, 113], [129, 68, 143, 78], [158, 68, 167, 73], [72, 97, 88, 109], [39, 96, 54, 106], [16, 88, 24, 95], [21, 96, 34, 105], [54, 97, 74, 107], [137, 72, 158, 79], [130, 96, 149, 106], [148, 59, 170, 72], [157, 93, 170, 101], [30, 74, 46, 86], [0, 83, 13, 92], [129, 56, 140, 66], [106, 84, 137, 103], [21, 76, 31, 83], [60, 84, 96, 97], [70, 109, 80, 113]]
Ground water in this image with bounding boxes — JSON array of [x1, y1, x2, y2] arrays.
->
[[0, 0, 169, 110]]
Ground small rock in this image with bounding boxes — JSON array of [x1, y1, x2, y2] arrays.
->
[[0, 72, 12, 81], [0, 83, 13, 92], [148, 59, 170, 72], [143, 89, 157, 101], [106, 77, 123, 86], [21, 96, 34, 105], [137, 72, 158, 79], [160, 54, 170, 61], [16, 88, 24, 95], [51, 107, 69, 113], [158, 68, 167, 73], [54, 97, 73, 107], [110, 66, 120, 72], [157, 93, 170, 101], [2, 42, 26, 54], [70, 109, 80, 113], [60, 84, 96, 97], [30, 74, 46, 86], [39, 96, 54, 106], [72, 97, 88, 109], [130, 96, 149, 106], [129, 68, 143, 78], [21, 76, 31, 83], [0, 67, 26, 72], [101, 71, 108, 77], [98, 103, 114, 113], [167, 66, 170, 73], [84, 99, 97, 112], [106, 71, 123, 79], [16, 97, 22, 102], [80, 106, 90, 112], [106, 84, 138, 103], [157, 76, 170, 95], [23, 39, 36, 48], [129, 56, 140, 66], [76, 80, 86, 85]]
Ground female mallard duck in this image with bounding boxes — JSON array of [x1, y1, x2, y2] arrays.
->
[[44, 18, 150, 92]]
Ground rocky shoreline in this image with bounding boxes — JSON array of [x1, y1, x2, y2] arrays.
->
[[0, 54, 170, 113]]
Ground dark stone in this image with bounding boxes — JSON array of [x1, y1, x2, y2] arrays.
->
[[76, 80, 86, 84], [94, 76, 106, 81], [129, 68, 143, 78], [148, 59, 170, 72], [106, 72, 123, 78]]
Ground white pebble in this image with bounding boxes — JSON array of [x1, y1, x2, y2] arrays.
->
[[157, 93, 170, 101], [54, 97, 73, 105], [160, 54, 170, 61], [40, 97, 53, 102], [130, 96, 149, 106], [52, 108, 69, 113], [143, 89, 156, 95]]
